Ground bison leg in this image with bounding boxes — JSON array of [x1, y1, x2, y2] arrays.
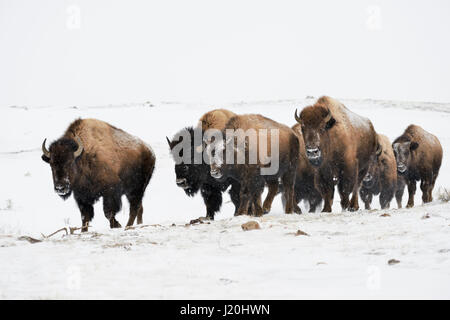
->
[[314, 169, 334, 212], [420, 179, 432, 204], [359, 187, 372, 210], [263, 180, 279, 214], [236, 186, 251, 216], [347, 164, 364, 212], [308, 192, 322, 213], [103, 193, 122, 229], [201, 184, 223, 220], [406, 180, 416, 208], [395, 178, 406, 208], [379, 186, 394, 209], [76, 200, 94, 232], [229, 181, 241, 214], [250, 193, 264, 217], [126, 196, 143, 227], [281, 173, 296, 214]]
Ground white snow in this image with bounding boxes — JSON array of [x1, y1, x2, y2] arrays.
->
[[1, 98, 450, 299]]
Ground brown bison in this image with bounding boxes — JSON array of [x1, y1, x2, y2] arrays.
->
[[392, 124, 442, 208], [295, 96, 377, 212], [290, 123, 323, 212], [42, 118, 155, 231], [198, 108, 237, 132], [359, 134, 399, 210], [206, 114, 300, 216]]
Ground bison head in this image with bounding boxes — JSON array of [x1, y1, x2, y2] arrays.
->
[[41, 136, 83, 199], [392, 140, 419, 174], [206, 136, 231, 181], [167, 127, 208, 196], [362, 142, 382, 188], [295, 105, 336, 167]]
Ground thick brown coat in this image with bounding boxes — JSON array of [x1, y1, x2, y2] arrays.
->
[[208, 114, 300, 216], [296, 96, 377, 212], [42, 118, 155, 231], [198, 109, 237, 132], [359, 134, 399, 209], [392, 124, 442, 207]]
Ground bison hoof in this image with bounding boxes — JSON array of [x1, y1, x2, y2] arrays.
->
[[406, 203, 414, 209], [263, 207, 271, 214], [348, 207, 359, 212], [110, 220, 122, 229]]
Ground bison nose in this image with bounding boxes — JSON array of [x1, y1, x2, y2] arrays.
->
[[363, 174, 372, 182], [306, 147, 321, 158], [210, 168, 223, 179], [176, 178, 187, 186]]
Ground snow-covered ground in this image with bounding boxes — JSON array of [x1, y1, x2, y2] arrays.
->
[[0, 98, 449, 299]]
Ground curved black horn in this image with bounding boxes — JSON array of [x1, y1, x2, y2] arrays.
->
[[42, 139, 50, 158], [294, 109, 301, 123]]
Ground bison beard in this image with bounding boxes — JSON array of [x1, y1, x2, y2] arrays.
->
[[296, 96, 377, 212], [41, 118, 155, 231]]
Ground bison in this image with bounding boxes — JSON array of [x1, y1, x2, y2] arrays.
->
[[166, 109, 240, 219], [392, 124, 442, 208], [295, 96, 377, 212], [290, 123, 323, 212], [206, 114, 300, 216], [359, 134, 400, 210], [41, 118, 155, 231]]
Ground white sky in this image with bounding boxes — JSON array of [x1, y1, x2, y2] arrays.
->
[[1, 0, 449, 107]]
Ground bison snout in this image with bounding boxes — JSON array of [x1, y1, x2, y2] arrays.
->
[[397, 163, 407, 173], [210, 168, 223, 179], [54, 183, 71, 196], [363, 173, 372, 182], [176, 178, 188, 188], [306, 147, 321, 158]]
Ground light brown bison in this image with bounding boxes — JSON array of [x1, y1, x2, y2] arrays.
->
[[198, 109, 237, 132], [359, 134, 399, 210], [392, 124, 442, 208], [206, 114, 300, 216], [295, 96, 377, 212], [42, 118, 155, 231]]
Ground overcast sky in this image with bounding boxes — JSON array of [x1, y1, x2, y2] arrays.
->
[[1, 0, 449, 107]]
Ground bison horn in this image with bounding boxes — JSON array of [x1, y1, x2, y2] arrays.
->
[[376, 143, 382, 156], [42, 139, 50, 158], [166, 136, 172, 148], [73, 136, 84, 158], [294, 109, 301, 123], [324, 109, 332, 123]]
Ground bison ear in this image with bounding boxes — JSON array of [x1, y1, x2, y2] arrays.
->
[[410, 142, 419, 151], [325, 117, 336, 130], [41, 154, 50, 163]]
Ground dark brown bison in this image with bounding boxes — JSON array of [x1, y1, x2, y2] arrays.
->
[[206, 114, 300, 216], [392, 124, 442, 208], [41, 118, 155, 231], [359, 134, 399, 210], [167, 109, 240, 219], [290, 123, 323, 212], [295, 96, 377, 212]]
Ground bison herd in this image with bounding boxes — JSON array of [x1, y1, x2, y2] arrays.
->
[[41, 96, 443, 231]]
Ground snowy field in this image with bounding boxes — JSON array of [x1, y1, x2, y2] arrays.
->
[[0, 98, 450, 299]]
